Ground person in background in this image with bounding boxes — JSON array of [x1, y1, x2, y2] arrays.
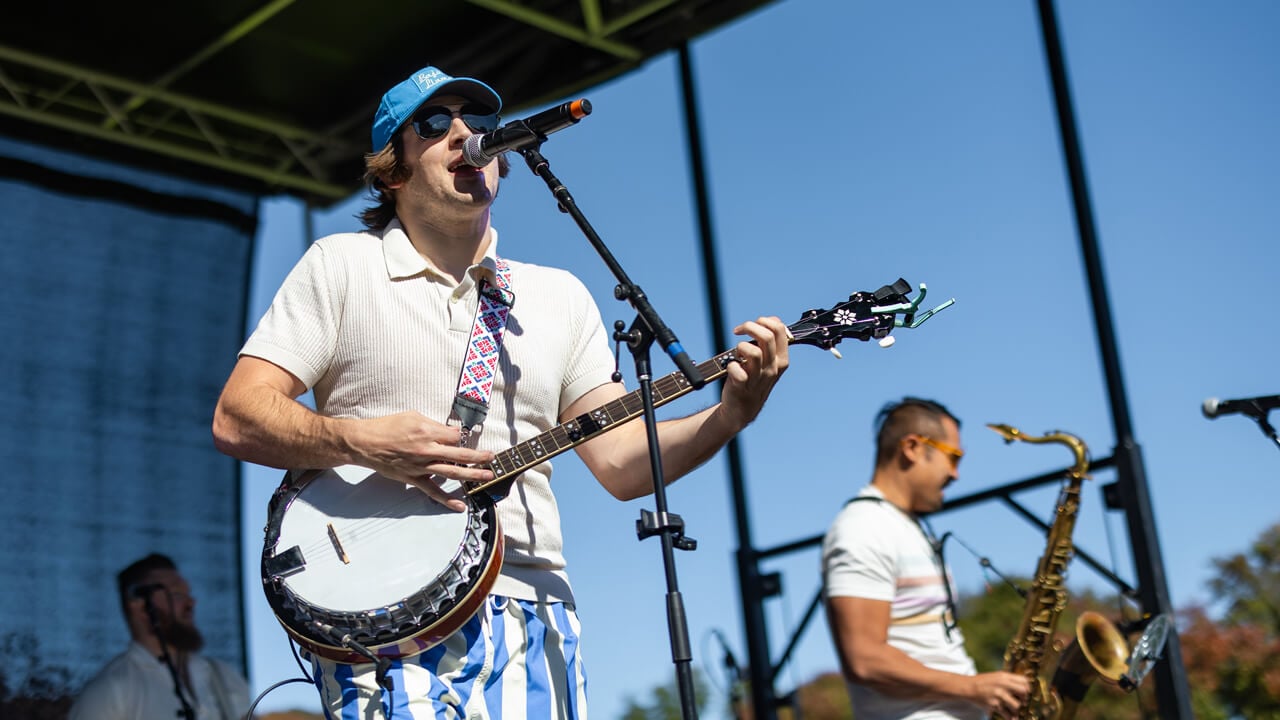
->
[[822, 397, 1029, 719], [70, 552, 251, 720]]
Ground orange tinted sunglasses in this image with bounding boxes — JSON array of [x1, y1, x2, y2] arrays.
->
[[916, 435, 964, 469]]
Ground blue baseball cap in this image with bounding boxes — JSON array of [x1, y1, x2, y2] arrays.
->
[[371, 66, 503, 152]]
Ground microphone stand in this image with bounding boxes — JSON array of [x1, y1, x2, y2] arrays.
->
[[518, 142, 705, 720], [1249, 412, 1280, 453], [713, 630, 747, 720], [141, 595, 195, 720], [1224, 405, 1280, 454]]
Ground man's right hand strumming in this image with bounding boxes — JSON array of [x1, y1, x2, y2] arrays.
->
[[347, 410, 495, 511], [214, 356, 494, 512]]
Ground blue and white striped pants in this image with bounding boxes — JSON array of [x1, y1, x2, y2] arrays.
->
[[310, 596, 588, 719]]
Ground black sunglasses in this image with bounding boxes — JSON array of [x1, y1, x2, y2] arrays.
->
[[410, 104, 501, 140]]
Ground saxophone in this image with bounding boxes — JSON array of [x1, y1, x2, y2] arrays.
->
[[988, 424, 1131, 720]]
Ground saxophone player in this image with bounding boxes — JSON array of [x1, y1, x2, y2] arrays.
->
[[822, 397, 1029, 719]]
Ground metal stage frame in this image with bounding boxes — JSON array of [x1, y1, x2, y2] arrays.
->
[[676, 1, 1194, 717]]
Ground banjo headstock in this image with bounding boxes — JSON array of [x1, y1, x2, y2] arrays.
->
[[787, 278, 954, 354]]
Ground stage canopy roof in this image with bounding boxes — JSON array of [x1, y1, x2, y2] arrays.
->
[[0, 0, 775, 207]]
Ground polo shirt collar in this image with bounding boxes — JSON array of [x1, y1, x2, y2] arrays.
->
[[382, 218, 501, 283]]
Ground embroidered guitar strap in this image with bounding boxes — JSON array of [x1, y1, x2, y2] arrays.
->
[[452, 258, 514, 446]]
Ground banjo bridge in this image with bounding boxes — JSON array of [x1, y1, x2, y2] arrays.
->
[[326, 522, 351, 564]]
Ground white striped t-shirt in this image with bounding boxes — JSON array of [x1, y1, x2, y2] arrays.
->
[[822, 485, 981, 720]]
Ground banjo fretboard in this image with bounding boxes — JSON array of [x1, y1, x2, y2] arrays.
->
[[471, 349, 740, 495]]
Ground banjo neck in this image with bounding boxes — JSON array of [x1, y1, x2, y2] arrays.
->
[[467, 278, 951, 496], [261, 279, 949, 663], [467, 348, 740, 497]]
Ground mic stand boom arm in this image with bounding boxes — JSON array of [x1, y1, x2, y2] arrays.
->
[[517, 144, 706, 391], [1253, 414, 1280, 453], [518, 142, 704, 720]]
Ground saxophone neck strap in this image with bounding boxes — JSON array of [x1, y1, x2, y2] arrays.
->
[[843, 494, 958, 638]]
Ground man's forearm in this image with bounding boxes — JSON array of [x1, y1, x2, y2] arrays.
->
[[583, 402, 740, 501], [844, 643, 977, 704], [213, 384, 353, 470]]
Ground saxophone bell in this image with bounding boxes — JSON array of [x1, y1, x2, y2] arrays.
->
[[1051, 612, 1131, 711]]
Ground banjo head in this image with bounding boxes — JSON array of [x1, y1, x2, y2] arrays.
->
[[261, 465, 502, 662]]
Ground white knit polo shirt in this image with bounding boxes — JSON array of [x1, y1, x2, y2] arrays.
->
[[241, 220, 617, 602]]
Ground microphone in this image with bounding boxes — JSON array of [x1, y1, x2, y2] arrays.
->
[[713, 629, 746, 712], [1202, 394, 1280, 419], [461, 99, 592, 167]]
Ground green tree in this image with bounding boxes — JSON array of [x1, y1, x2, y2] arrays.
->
[[1180, 521, 1280, 720], [778, 671, 851, 720], [954, 576, 1026, 673], [619, 667, 710, 720], [1208, 522, 1280, 633]]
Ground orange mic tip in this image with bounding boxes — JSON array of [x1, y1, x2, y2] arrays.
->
[[569, 98, 592, 119]]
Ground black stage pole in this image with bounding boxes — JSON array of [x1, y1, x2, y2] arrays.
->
[[677, 43, 780, 720], [1035, 1, 1193, 716]]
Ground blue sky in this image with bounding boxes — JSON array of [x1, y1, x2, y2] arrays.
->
[[238, 2, 1279, 717]]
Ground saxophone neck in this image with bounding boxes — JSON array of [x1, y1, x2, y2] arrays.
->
[[986, 423, 1090, 478]]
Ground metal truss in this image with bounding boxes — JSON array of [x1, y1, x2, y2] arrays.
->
[[0, 43, 357, 201]]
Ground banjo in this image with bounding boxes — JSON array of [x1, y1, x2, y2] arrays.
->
[[261, 278, 952, 663]]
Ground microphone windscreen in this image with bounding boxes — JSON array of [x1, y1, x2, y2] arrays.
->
[[461, 134, 492, 168], [1201, 398, 1220, 419]]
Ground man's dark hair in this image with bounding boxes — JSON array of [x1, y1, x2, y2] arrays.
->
[[116, 553, 177, 616], [873, 396, 961, 467]]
